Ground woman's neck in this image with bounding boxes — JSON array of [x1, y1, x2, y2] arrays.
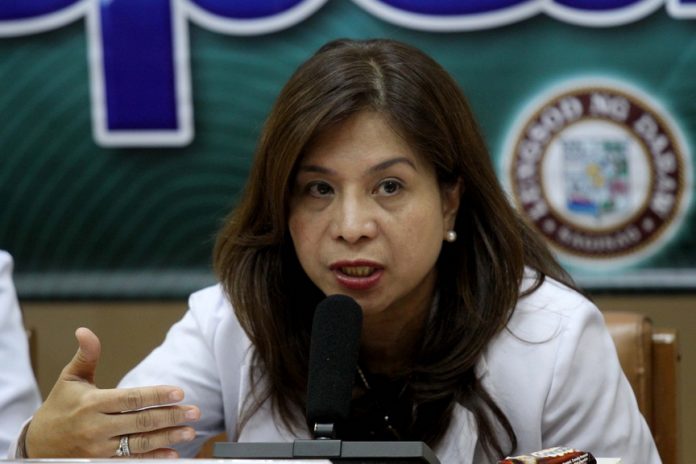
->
[[359, 291, 434, 376]]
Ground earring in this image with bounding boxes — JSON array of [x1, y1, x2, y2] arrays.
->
[[445, 230, 457, 243]]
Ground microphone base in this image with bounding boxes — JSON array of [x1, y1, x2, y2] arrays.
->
[[214, 439, 440, 464]]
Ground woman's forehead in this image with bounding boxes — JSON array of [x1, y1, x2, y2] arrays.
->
[[297, 111, 432, 172]]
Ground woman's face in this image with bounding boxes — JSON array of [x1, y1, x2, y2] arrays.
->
[[288, 111, 460, 321]]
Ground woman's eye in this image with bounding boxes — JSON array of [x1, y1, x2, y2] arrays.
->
[[376, 179, 403, 196], [307, 182, 334, 197]]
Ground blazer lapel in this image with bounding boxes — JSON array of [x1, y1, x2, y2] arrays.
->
[[433, 403, 478, 463], [235, 362, 311, 442], [432, 355, 492, 463]]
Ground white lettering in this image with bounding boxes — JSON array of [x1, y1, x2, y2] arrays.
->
[[557, 225, 642, 251], [518, 182, 542, 204], [559, 96, 584, 122], [540, 106, 565, 133], [651, 191, 676, 218], [656, 151, 677, 173], [527, 98, 583, 144], [519, 139, 543, 162], [650, 134, 669, 155], [656, 175, 677, 192], [527, 200, 549, 221], [634, 113, 658, 139], [590, 92, 629, 121]]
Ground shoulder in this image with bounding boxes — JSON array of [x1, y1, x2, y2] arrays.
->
[[476, 274, 604, 414], [505, 273, 601, 344], [0, 250, 12, 277], [187, 284, 233, 320], [188, 283, 229, 308], [184, 284, 249, 350], [477, 274, 610, 439], [474, 274, 659, 459], [479, 273, 601, 379], [182, 284, 232, 334], [120, 283, 251, 387], [124, 283, 250, 372]]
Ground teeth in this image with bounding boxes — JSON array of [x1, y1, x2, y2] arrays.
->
[[341, 266, 374, 277]]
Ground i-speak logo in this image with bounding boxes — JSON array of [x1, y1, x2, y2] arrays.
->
[[0, 0, 329, 147], [2, 0, 695, 147]]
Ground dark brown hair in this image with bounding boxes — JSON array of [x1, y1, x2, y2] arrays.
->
[[214, 38, 573, 459]]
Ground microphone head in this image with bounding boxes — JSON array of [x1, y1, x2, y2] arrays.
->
[[306, 294, 363, 428]]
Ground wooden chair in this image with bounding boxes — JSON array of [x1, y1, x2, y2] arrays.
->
[[26, 328, 37, 377], [196, 432, 226, 458], [603, 311, 680, 464]]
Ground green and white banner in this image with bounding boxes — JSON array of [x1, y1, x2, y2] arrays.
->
[[1, 1, 694, 297]]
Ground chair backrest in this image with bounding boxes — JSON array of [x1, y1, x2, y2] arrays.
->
[[603, 311, 680, 464], [26, 328, 37, 377]]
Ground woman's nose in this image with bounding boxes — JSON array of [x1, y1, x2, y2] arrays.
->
[[330, 194, 378, 244]]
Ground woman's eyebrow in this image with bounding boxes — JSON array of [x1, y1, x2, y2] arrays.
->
[[296, 164, 333, 175], [367, 157, 417, 173], [296, 156, 416, 175]]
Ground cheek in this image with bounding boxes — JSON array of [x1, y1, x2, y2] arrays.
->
[[389, 206, 445, 259], [400, 196, 446, 236]]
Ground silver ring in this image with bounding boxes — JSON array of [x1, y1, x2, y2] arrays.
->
[[116, 435, 130, 457]]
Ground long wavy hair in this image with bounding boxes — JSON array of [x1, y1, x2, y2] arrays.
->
[[214, 38, 573, 459]]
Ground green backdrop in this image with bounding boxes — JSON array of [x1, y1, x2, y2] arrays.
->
[[1, 1, 694, 297]]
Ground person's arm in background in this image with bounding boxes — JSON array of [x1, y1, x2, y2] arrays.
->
[[0, 250, 42, 457]]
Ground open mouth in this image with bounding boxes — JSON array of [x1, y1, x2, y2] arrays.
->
[[339, 266, 377, 277], [330, 261, 384, 290]]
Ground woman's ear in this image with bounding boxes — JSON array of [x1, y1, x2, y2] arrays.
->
[[441, 178, 463, 231]]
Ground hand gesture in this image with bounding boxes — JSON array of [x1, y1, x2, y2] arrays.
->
[[25, 327, 200, 458]]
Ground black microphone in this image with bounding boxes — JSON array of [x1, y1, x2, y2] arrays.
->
[[306, 294, 363, 438]]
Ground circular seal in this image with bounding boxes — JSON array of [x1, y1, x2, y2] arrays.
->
[[504, 80, 691, 266]]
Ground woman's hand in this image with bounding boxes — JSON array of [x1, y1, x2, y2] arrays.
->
[[25, 327, 201, 458]]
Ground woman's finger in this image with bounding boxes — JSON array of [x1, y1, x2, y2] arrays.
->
[[95, 386, 185, 413], [109, 405, 200, 436], [61, 328, 101, 383], [121, 426, 196, 455]]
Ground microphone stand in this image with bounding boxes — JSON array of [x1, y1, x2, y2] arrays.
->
[[213, 420, 441, 463]]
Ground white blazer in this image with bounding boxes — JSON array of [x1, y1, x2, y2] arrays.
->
[[0, 251, 42, 457], [119, 276, 660, 463]]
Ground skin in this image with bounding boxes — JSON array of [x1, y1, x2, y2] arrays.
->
[[24, 328, 200, 458], [289, 111, 461, 374]]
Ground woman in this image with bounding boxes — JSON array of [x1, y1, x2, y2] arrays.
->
[[17, 39, 659, 463]]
